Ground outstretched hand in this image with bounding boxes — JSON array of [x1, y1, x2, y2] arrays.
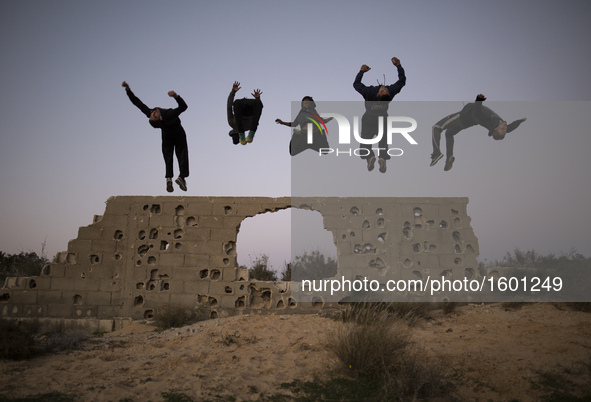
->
[[360, 64, 371, 72], [391, 57, 400, 66], [168, 91, 177, 98], [252, 89, 262, 98], [233, 81, 241, 91], [121, 81, 130, 90]]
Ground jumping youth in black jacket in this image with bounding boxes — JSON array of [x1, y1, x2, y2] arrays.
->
[[122, 81, 190, 192], [227, 81, 263, 145], [430, 94, 526, 171], [353, 57, 406, 173]]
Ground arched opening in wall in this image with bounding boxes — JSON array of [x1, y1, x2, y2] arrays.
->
[[236, 208, 337, 280]]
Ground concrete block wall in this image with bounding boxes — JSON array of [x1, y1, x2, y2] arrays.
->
[[1, 196, 481, 329]]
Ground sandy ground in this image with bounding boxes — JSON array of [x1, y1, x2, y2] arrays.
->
[[0, 303, 590, 401]]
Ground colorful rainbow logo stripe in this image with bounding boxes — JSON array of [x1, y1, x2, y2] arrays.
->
[[305, 112, 329, 136]]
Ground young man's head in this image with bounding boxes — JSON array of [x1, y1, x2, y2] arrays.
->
[[377, 86, 391, 101], [491, 121, 508, 140], [301, 96, 316, 110], [149, 108, 162, 128]]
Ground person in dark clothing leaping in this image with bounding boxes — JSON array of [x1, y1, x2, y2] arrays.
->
[[430, 94, 526, 171], [122, 81, 190, 192], [353, 57, 406, 173], [227, 81, 263, 145]]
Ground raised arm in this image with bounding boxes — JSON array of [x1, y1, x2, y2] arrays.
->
[[122, 81, 152, 117], [227, 82, 240, 128], [385, 57, 406, 97], [353, 64, 372, 98], [167, 91, 188, 118]]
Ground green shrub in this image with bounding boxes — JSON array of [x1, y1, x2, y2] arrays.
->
[[244, 254, 277, 281], [0, 319, 41, 360], [154, 304, 204, 331], [325, 303, 452, 400]]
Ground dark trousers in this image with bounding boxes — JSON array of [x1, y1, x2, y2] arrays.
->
[[162, 134, 189, 178], [359, 113, 390, 160], [431, 112, 464, 159]]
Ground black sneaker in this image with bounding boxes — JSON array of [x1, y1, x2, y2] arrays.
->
[[444, 157, 455, 171], [175, 177, 187, 191], [430, 152, 443, 167], [166, 178, 174, 193], [378, 158, 387, 173], [367, 156, 376, 172]]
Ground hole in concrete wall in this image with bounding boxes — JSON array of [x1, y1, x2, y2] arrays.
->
[[209, 297, 218, 306], [161, 282, 169, 291], [369, 258, 385, 270], [147, 256, 157, 265], [440, 270, 452, 280], [224, 241, 236, 255], [223, 258, 229, 265], [378, 233, 386, 243], [136, 260, 142, 266], [454, 257, 462, 265], [143, 205, 149, 211], [150, 229, 159, 239], [210, 311, 218, 319], [362, 220, 370, 229], [376, 208, 383, 215], [138, 245, 149, 257], [211, 269, 221, 280], [413, 243, 421, 252], [150, 269, 158, 280], [426, 220, 434, 226], [377, 218, 385, 228], [175, 205, 185, 215], [0, 293, 10, 302], [160, 241, 169, 251], [138, 230, 146, 240], [414, 224, 422, 229], [175, 243, 182, 250], [413, 271, 423, 280], [312, 297, 324, 309], [89, 254, 100, 264], [429, 244, 437, 252], [115, 254, 122, 260], [73, 294, 82, 305], [466, 244, 475, 253], [350, 231, 355, 237], [238, 207, 336, 278], [114, 230, 124, 240], [225, 286, 233, 294], [350, 207, 359, 215], [199, 269, 209, 279], [136, 282, 144, 289], [235, 296, 245, 307], [42, 265, 51, 276], [465, 268, 475, 279], [144, 310, 154, 319], [403, 258, 412, 268], [224, 206, 232, 214], [29, 279, 36, 289], [439, 221, 448, 228], [413, 207, 422, 217], [277, 300, 285, 309], [134, 296, 144, 306], [186, 216, 197, 227], [452, 231, 461, 241], [455, 244, 462, 254], [150, 204, 161, 214], [174, 229, 183, 239]]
